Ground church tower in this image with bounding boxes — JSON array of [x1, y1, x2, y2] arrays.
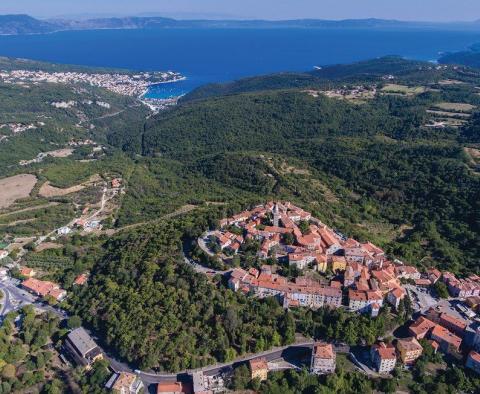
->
[[273, 203, 280, 227]]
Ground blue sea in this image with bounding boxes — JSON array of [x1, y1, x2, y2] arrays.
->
[[0, 27, 480, 98]]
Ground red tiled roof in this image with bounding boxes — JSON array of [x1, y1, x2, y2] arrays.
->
[[349, 289, 383, 301], [373, 342, 396, 360], [390, 287, 405, 299], [330, 280, 342, 288], [428, 340, 440, 351], [249, 357, 268, 371], [409, 317, 436, 337], [23, 278, 57, 297], [362, 242, 384, 255], [313, 342, 335, 359], [157, 381, 192, 393], [439, 313, 467, 332], [431, 325, 462, 349], [74, 273, 88, 286], [20, 267, 34, 276], [396, 337, 423, 352]]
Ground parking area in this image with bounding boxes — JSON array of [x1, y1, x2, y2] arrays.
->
[[404, 284, 438, 311], [434, 299, 474, 321]]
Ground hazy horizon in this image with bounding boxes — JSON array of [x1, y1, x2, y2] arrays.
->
[[1, 0, 480, 23]]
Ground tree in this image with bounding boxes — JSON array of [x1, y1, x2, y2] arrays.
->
[[344, 321, 358, 345], [378, 378, 397, 393], [283, 233, 295, 245], [88, 360, 110, 387], [231, 364, 250, 390], [41, 379, 62, 394], [280, 312, 296, 345], [1, 364, 15, 379], [44, 295, 58, 306], [434, 282, 449, 299], [298, 220, 310, 235], [67, 315, 82, 329], [35, 353, 45, 369]]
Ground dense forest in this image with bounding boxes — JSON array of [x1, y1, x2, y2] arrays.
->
[[117, 61, 480, 275], [69, 215, 298, 371]]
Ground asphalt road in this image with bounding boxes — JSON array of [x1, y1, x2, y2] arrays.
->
[[137, 341, 315, 386]]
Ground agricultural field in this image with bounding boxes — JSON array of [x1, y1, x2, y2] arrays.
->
[[380, 83, 426, 95], [425, 101, 476, 129], [0, 174, 37, 209], [432, 102, 476, 113]]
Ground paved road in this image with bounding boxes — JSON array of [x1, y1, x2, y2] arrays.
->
[[183, 256, 228, 276], [136, 341, 315, 385], [197, 232, 216, 257]]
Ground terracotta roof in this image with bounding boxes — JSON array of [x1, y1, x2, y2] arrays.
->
[[20, 267, 34, 276], [361, 242, 384, 255], [318, 228, 338, 247], [157, 381, 192, 394], [330, 280, 342, 288], [427, 268, 441, 278], [230, 269, 248, 280], [349, 289, 383, 302], [431, 325, 462, 349], [428, 340, 440, 351], [396, 337, 423, 352], [48, 288, 66, 300], [343, 238, 360, 248], [74, 273, 88, 286], [409, 317, 436, 337], [22, 278, 65, 299], [373, 342, 396, 360], [330, 255, 346, 262], [249, 357, 268, 371], [439, 313, 467, 332], [313, 342, 335, 359], [356, 279, 370, 291], [390, 287, 405, 299], [415, 279, 432, 286]]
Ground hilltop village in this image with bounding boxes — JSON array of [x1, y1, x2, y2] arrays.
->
[[197, 202, 480, 383], [211, 202, 417, 315]]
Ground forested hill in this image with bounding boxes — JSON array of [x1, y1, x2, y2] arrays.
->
[[133, 58, 480, 275], [182, 57, 469, 102], [439, 43, 480, 68], [70, 216, 297, 371]]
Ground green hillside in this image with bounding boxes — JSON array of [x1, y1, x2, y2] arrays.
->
[[135, 63, 480, 275]]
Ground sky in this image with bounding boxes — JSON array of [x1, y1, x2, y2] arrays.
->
[[1, 0, 480, 22]]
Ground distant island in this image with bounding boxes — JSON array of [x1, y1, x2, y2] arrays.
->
[[1, 14, 480, 36]]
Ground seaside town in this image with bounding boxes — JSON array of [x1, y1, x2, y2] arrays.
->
[[0, 69, 184, 97], [1, 200, 480, 393]]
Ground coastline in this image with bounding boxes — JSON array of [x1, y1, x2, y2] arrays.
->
[[139, 75, 188, 112], [138, 75, 187, 99]]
